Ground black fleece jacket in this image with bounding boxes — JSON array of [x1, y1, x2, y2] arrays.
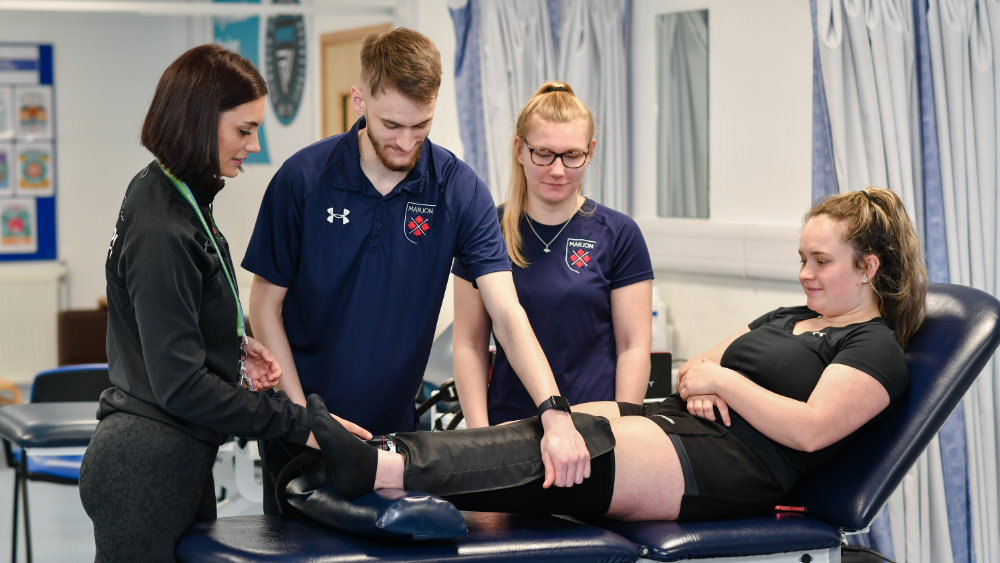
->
[[99, 160, 309, 446]]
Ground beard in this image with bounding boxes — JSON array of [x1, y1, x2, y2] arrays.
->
[[368, 127, 422, 172]]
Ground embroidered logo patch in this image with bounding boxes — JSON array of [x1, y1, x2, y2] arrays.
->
[[404, 202, 435, 244], [565, 238, 597, 273]]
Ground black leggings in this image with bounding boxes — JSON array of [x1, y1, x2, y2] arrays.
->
[[79, 412, 218, 562]]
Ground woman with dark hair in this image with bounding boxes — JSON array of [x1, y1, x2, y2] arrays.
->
[[301, 187, 927, 523], [78, 44, 329, 561]]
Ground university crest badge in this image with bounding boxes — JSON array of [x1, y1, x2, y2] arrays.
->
[[404, 202, 435, 244], [265, 3, 306, 125], [565, 238, 597, 273]]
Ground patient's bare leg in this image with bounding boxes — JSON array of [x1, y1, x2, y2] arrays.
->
[[603, 416, 684, 520]]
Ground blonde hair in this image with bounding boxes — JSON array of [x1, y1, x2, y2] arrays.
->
[[806, 188, 927, 346], [502, 81, 595, 268], [360, 27, 441, 104]]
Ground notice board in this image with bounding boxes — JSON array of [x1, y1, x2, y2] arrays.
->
[[0, 43, 56, 261]]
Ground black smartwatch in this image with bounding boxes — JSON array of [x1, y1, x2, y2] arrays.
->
[[536, 395, 572, 417]]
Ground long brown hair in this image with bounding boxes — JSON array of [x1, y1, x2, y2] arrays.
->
[[503, 81, 595, 268], [806, 187, 927, 346], [141, 44, 266, 192]]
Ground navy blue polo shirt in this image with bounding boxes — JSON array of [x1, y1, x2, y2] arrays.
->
[[242, 117, 509, 434], [454, 199, 653, 423]]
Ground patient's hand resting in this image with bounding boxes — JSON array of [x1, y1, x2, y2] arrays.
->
[[684, 394, 731, 426], [677, 358, 733, 426]]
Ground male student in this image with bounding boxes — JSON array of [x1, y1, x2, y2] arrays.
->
[[242, 27, 589, 513]]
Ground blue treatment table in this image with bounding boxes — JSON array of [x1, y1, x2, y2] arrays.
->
[[178, 511, 639, 562], [0, 402, 99, 449], [175, 283, 1000, 562]]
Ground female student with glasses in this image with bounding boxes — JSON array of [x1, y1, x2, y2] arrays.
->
[[452, 81, 654, 427]]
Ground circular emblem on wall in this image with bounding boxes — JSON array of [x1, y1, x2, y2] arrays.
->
[[265, 4, 306, 125]]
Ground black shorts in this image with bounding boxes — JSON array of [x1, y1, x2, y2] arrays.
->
[[618, 396, 790, 520]]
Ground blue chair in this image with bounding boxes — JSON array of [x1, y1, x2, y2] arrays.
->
[[176, 283, 1000, 562], [0, 363, 109, 563]]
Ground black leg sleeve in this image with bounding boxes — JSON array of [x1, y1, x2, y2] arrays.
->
[[391, 413, 616, 516], [443, 451, 616, 517], [259, 436, 313, 515]]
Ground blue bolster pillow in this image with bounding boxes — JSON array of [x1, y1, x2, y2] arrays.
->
[[279, 451, 468, 541]]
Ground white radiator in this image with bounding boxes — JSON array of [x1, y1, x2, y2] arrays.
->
[[0, 262, 66, 385]]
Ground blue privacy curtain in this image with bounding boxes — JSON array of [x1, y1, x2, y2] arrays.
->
[[449, 0, 630, 210], [811, 1, 1000, 561]]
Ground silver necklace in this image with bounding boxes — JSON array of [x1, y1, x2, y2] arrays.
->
[[527, 215, 573, 254]]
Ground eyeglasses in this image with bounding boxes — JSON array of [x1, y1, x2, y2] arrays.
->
[[521, 138, 590, 169]]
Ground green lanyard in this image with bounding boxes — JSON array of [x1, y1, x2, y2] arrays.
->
[[158, 162, 253, 389]]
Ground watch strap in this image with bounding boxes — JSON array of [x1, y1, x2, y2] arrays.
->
[[536, 395, 572, 416]]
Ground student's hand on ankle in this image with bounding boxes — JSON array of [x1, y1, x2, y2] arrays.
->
[[332, 413, 373, 440], [539, 410, 591, 488]]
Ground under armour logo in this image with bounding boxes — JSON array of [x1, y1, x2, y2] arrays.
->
[[327, 207, 349, 225]]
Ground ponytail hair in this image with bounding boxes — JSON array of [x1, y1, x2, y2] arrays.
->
[[502, 81, 595, 268], [806, 188, 927, 346]]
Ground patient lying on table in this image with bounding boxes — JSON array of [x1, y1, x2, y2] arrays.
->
[[297, 188, 926, 522]]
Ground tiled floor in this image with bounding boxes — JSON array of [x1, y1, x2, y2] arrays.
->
[[0, 463, 95, 562]]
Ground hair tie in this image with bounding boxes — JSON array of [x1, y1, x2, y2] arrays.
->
[[860, 190, 876, 203], [544, 85, 568, 93]]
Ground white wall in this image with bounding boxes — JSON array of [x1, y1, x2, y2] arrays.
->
[[0, 12, 197, 309], [630, 0, 813, 358], [0, 0, 812, 362], [0, 2, 462, 313]]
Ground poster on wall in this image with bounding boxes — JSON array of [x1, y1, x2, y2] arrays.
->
[[0, 42, 55, 261], [265, 0, 306, 127], [0, 86, 13, 140], [213, 0, 271, 164], [14, 85, 53, 141], [15, 142, 53, 196], [0, 142, 14, 196], [0, 198, 37, 253]]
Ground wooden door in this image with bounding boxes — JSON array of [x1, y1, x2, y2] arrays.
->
[[320, 23, 391, 138]]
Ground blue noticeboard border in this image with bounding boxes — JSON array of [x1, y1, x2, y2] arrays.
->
[[0, 42, 56, 262]]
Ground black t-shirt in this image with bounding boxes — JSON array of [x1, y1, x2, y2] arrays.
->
[[719, 306, 907, 482]]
